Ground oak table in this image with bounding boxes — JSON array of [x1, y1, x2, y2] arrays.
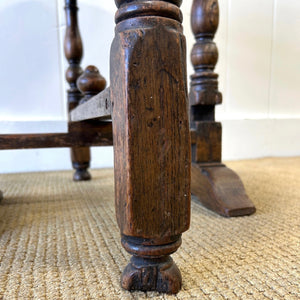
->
[[0, 0, 255, 294]]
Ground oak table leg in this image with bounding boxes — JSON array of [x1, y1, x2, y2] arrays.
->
[[111, 0, 191, 294], [189, 0, 255, 217], [64, 0, 91, 181]]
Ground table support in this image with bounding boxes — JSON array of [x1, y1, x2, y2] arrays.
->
[[189, 0, 255, 217], [111, 0, 191, 294], [64, 0, 91, 181]]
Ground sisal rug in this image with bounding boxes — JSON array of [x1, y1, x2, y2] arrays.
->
[[0, 157, 299, 299]]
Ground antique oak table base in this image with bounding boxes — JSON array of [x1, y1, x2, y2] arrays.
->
[[0, 0, 255, 294]]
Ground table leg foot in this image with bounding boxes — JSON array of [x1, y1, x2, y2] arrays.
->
[[71, 147, 91, 181], [121, 256, 182, 294], [73, 166, 91, 181], [192, 163, 256, 217]]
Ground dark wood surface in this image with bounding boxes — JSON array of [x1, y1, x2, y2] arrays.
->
[[190, 0, 222, 109], [77, 65, 107, 104], [191, 122, 222, 163], [110, 0, 190, 294], [0, 122, 113, 149], [189, 0, 256, 217], [192, 163, 255, 217]]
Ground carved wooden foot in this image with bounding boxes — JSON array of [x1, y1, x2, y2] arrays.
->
[[122, 257, 181, 294], [191, 163, 256, 217], [121, 236, 182, 294]]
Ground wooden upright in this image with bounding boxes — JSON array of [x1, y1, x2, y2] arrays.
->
[[189, 0, 256, 217], [111, 0, 191, 294], [64, 0, 92, 181]]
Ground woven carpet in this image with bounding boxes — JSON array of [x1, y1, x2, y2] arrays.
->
[[0, 157, 299, 299]]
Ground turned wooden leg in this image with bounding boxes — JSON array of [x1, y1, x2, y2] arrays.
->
[[189, 0, 255, 217], [70, 66, 107, 181], [64, 0, 91, 181], [111, 0, 190, 294], [0, 190, 3, 201]]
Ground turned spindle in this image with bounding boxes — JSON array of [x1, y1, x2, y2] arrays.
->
[[111, 0, 190, 294], [190, 0, 255, 217], [190, 0, 222, 120], [77, 65, 107, 105], [64, 0, 91, 181], [189, 0, 222, 164]]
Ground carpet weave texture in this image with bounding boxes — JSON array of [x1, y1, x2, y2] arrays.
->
[[0, 157, 299, 299]]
